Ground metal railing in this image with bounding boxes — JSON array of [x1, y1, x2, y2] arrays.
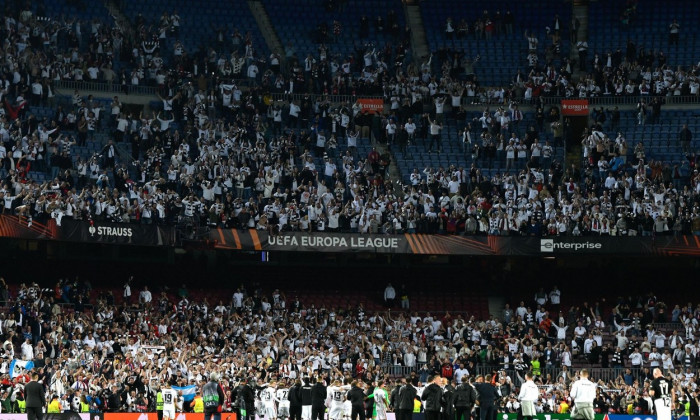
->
[[381, 365, 645, 384], [51, 77, 700, 108], [54, 83, 700, 109], [650, 322, 684, 331], [114, 143, 135, 165], [384, 365, 418, 378], [523, 95, 700, 107], [472, 367, 623, 385], [269, 93, 383, 104], [269, 92, 700, 109], [55, 80, 159, 96]]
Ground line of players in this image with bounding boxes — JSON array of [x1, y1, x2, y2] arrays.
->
[[254, 379, 391, 420], [158, 367, 678, 420]]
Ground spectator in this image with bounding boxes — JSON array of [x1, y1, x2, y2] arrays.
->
[[427, 117, 442, 154], [679, 124, 692, 154], [669, 19, 680, 46], [139, 286, 152, 306], [381, 282, 396, 308], [576, 40, 588, 71], [123, 277, 132, 303]]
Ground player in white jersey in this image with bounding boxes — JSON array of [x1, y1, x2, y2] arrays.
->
[[371, 382, 389, 420], [276, 381, 291, 420], [341, 380, 352, 420], [176, 395, 183, 414], [570, 369, 597, 420], [326, 381, 347, 420], [161, 385, 180, 420], [342, 396, 352, 420], [261, 382, 279, 420], [255, 380, 266, 417]]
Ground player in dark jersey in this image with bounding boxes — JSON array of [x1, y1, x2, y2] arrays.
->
[[649, 368, 674, 420]]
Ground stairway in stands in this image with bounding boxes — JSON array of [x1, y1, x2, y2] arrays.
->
[[248, 0, 284, 57], [404, 0, 430, 63], [289, 289, 490, 318], [570, 0, 590, 80]]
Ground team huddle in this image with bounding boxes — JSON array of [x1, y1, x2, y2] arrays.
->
[[252, 379, 390, 420], [257, 381, 294, 420]]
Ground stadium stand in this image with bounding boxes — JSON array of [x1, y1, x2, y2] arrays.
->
[[2, 0, 700, 415], [588, 0, 700, 69], [118, 0, 269, 62], [420, 0, 571, 87], [263, 0, 406, 63], [0, 273, 694, 414], [2, 0, 700, 238]]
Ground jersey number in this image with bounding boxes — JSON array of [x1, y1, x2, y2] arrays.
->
[[164, 394, 173, 404]]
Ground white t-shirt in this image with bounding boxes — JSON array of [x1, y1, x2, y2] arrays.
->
[[162, 388, 179, 412], [454, 368, 469, 384], [570, 378, 596, 403], [434, 100, 444, 114], [405, 122, 416, 135], [276, 388, 290, 407], [518, 380, 539, 402], [262, 387, 276, 404], [327, 386, 345, 407], [549, 289, 561, 304], [347, 132, 357, 148], [139, 290, 152, 303], [247, 64, 259, 78], [233, 292, 244, 308]]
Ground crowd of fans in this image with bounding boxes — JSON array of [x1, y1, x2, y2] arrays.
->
[[6, 0, 700, 106], [509, 38, 700, 102], [15, 0, 694, 107], [0, 1, 699, 239], [432, 6, 700, 102], [1, 3, 134, 98], [0, 0, 272, 102], [0, 278, 697, 417], [1, 1, 700, 419], [4, 74, 700, 236]]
